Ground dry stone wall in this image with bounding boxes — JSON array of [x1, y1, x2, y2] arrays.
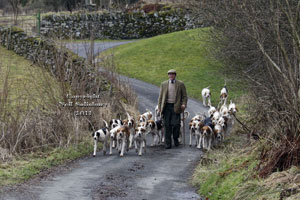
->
[[0, 26, 94, 88], [40, 10, 204, 39]]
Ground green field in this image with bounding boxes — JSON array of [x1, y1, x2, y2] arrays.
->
[[100, 28, 245, 105]]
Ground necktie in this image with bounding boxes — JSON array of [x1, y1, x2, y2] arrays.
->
[[171, 80, 174, 84]]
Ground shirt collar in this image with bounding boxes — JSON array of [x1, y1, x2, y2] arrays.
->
[[169, 79, 176, 84]]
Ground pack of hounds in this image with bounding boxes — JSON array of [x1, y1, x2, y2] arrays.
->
[[92, 85, 238, 157]]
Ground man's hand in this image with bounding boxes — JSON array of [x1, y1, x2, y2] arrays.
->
[[181, 104, 186, 111]]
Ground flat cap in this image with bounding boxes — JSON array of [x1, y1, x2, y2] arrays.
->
[[167, 69, 176, 74]]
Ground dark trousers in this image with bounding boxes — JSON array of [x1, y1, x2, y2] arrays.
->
[[163, 103, 181, 146]]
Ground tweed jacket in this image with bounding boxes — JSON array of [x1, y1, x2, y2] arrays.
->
[[158, 79, 188, 114]]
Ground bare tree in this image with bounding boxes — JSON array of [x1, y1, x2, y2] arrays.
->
[[191, 0, 300, 177], [8, 0, 20, 24]]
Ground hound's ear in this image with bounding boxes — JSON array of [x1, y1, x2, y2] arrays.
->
[[120, 120, 123, 125], [109, 120, 113, 126]]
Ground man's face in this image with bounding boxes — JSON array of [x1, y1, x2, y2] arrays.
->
[[168, 73, 176, 80]]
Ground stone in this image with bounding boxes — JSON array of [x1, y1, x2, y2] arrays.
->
[[39, 10, 203, 40]]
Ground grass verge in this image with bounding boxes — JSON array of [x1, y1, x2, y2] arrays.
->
[[191, 99, 300, 200], [0, 46, 62, 116], [0, 139, 98, 186], [0, 46, 96, 187], [99, 28, 245, 105], [191, 125, 279, 200]]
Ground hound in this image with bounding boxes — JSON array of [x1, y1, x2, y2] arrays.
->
[[201, 117, 214, 150], [116, 126, 130, 157], [228, 100, 238, 125], [137, 121, 149, 147], [195, 120, 205, 149], [154, 105, 165, 143], [109, 119, 123, 129], [188, 119, 200, 147], [92, 120, 109, 156], [220, 104, 229, 117], [137, 121, 148, 129], [218, 115, 229, 134], [109, 125, 122, 155], [147, 119, 164, 146], [202, 125, 214, 151], [220, 85, 228, 105], [211, 111, 221, 125], [189, 114, 206, 147], [228, 100, 238, 114], [201, 87, 211, 107], [123, 112, 135, 149], [139, 109, 153, 122], [191, 114, 205, 122], [134, 126, 147, 156], [213, 123, 224, 146], [109, 119, 123, 148], [208, 105, 217, 118]]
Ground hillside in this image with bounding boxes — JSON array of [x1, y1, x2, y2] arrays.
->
[[100, 28, 245, 105]]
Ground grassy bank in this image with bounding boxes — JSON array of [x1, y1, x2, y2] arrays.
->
[[0, 46, 98, 187], [100, 28, 245, 105], [191, 105, 300, 200], [0, 140, 95, 186], [0, 46, 62, 115]]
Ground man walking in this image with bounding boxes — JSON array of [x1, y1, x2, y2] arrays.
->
[[158, 69, 188, 149]]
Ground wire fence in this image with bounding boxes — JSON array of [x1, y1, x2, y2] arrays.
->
[[0, 14, 37, 36]]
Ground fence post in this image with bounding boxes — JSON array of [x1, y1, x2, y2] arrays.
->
[[7, 26, 11, 50], [36, 10, 40, 36]]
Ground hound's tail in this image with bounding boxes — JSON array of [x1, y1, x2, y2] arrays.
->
[[183, 111, 190, 119], [103, 120, 109, 128], [224, 80, 228, 93], [217, 101, 223, 110]]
